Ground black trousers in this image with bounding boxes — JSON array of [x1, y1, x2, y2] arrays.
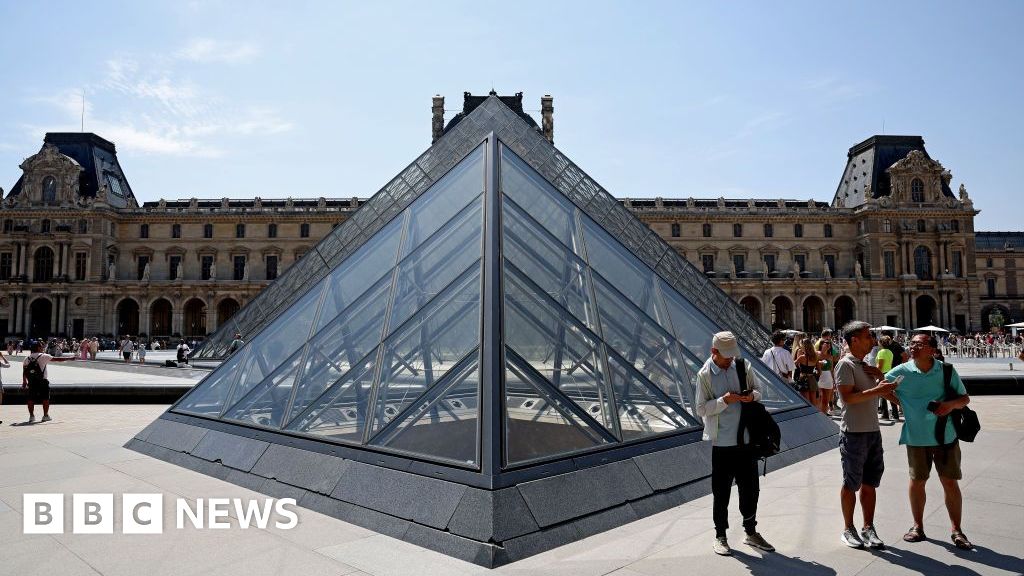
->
[[712, 445, 759, 538]]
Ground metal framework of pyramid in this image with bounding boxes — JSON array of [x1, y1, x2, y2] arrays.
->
[[129, 96, 838, 567]]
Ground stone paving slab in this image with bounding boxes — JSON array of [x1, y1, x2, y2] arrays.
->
[[0, 399, 1020, 575]]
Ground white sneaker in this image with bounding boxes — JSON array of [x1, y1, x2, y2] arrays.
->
[[41, 415, 52, 423], [860, 525, 885, 549], [841, 527, 865, 549], [713, 536, 732, 556], [28, 416, 36, 424]]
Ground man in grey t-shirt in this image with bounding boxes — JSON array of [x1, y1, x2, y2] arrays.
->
[[835, 321, 899, 550]]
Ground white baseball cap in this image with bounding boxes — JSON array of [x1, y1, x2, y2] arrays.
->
[[712, 331, 741, 358]]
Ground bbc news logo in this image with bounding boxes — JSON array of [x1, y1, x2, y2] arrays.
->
[[23, 494, 298, 534]]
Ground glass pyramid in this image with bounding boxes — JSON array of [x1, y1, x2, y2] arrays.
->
[[173, 131, 803, 473]]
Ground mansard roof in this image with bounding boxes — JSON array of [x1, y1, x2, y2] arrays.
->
[[975, 232, 1024, 251], [834, 135, 954, 208], [442, 90, 539, 136]]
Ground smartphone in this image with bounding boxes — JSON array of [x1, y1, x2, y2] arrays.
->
[[892, 375, 905, 386], [927, 400, 940, 412]]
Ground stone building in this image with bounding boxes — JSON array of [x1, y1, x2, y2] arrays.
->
[[1, 93, 1017, 341]]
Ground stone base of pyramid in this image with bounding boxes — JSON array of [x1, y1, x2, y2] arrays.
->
[[126, 407, 836, 568]]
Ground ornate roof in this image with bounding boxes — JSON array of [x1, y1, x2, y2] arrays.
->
[[833, 135, 954, 208]]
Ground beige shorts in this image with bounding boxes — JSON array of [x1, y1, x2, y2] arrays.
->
[[907, 442, 962, 481]]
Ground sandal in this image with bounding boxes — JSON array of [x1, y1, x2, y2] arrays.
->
[[951, 531, 973, 550], [903, 526, 926, 542]]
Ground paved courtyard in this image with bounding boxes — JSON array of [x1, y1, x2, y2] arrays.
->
[[0, 369, 1022, 575]]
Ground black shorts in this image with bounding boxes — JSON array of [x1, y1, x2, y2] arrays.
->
[[122, 351, 132, 360], [28, 379, 50, 403], [840, 431, 884, 491]]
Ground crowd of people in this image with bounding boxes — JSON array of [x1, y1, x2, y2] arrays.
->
[[705, 321, 978, 557]]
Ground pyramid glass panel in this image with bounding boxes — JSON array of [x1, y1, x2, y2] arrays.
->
[[606, 352, 698, 440], [503, 265, 615, 434], [501, 146, 585, 255], [370, 350, 480, 467], [286, 352, 378, 443], [369, 266, 481, 438], [504, 349, 612, 466], [222, 347, 304, 427], [173, 348, 246, 415]]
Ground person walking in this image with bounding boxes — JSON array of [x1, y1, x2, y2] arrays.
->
[[835, 321, 899, 550], [229, 332, 245, 355], [78, 338, 89, 360], [696, 331, 775, 556], [761, 330, 795, 383], [875, 336, 900, 420], [88, 337, 99, 360], [137, 340, 147, 364], [22, 340, 75, 423], [794, 338, 820, 408], [886, 334, 974, 550], [120, 336, 134, 363]]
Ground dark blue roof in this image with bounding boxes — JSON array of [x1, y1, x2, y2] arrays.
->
[[8, 133, 136, 208]]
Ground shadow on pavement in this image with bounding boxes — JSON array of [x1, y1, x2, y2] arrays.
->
[[730, 549, 837, 576]]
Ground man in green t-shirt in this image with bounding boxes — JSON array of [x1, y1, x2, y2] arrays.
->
[[886, 334, 972, 550], [875, 337, 898, 420]]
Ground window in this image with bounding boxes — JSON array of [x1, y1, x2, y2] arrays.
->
[[233, 255, 246, 280], [42, 175, 57, 204], [914, 246, 932, 279], [171, 224, 181, 238], [33, 247, 54, 282], [986, 258, 993, 268], [203, 223, 213, 238], [764, 254, 776, 273], [140, 224, 149, 239], [911, 178, 925, 202], [78, 219, 88, 234], [794, 254, 806, 273], [794, 223, 803, 238], [824, 254, 836, 277], [733, 223, 742, 238], [169, 255, 182, 280], [884, 251, 896, 278], [824, 224, 833, 238], [732, 254, 745, 274], [2, 220, 11, 233], [137, 255, 149, 280], [74, 252, 87, 281], [702, 223, 712, 238], [763, 223, 773, 237], [670, 223, 680, 238], [40, 219, 51, 234], [916, 219, 926, 233], [0, 253, 11, 280], [201, 255, 214, 280], [701, 254, 715, 273], [268, 223, 278, 238], [300, 223, 310, 238], [236, 223, 246, 238], [883, 219, 891, 233], [987, 278, 996, 297], [951, 220, 960, 233], [857, 221, 864, 235], [266, 255, 278, 280], [952, 251, 963, 277]]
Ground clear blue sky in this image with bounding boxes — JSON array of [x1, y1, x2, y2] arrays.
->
[[1, 1, 1020, 230]]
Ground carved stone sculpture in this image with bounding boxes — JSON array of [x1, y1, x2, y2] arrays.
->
[[209, 262, 216, 282], [791, 262, 800, 279], [141, 262, 151, 282], [823, 260, 832, 279], [107, 261, 116, 282], [318, 197, 327, 210], [959, 183, 969, 201], [253, 197, 262, 210], [854, 261, 863, 279]]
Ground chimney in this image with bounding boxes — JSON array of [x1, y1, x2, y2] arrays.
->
[[541, 94, 554, 143], [431, 95, 445, 143]]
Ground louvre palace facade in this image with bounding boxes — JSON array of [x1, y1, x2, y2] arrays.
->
[[1, 92, 1020, 342]]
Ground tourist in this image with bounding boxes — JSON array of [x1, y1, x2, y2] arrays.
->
[[177, 339, 192, 365], [875, 336, 900, 420], [137, 340, 147, 364], [887, 334, 973, 549], [120, 335, 134, 363], [817, 331, 842, 414], [835, 321, 899, 549], [78, 337, 90, 360], [229, 332, 245, 355], [22, 340, 75, 423], [760, 330, 794, 383], [696, 331, 775, 556], [88, 336, 99, 360], [0, 347, 9, 424], [794, 338, 820, 408], [883, 331, 909, 366]]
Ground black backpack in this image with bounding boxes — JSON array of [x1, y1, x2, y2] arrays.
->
[[25, 355, 47, 386], [936, 363, 980, 444], [735, 359, 783, 474]]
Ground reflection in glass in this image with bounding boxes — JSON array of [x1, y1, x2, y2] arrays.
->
[[606, 353, 696, 440], [288, 354, 378, 443], [501, 146, 584, 255], [400, 145, 484, 258]]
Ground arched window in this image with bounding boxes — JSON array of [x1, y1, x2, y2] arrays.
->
[[268, 223, 278, 238], [824, 223, 833, 238], [914, 246, 932, 279], [702, 223, 712, 238], [950, 220, 960, 233], [140, 224, 149, 239], [40, 219, 51, 234], [78, 219, 88, 234], [670, 223, 680, 238], [733, 223, 742, 238], [763, 223, 773, 237], [300, 223, 310, 238], [235, 223, 246, 239], [911, 178, 925, 202], [203, 223, 213, 238], [33, 247, 54, 282], [883, 219, 891, 233], [916, 219, 926, 233], [3, 219, 12, 233], [794, 223, 803, 238], [42, 176, 57, 204], [171, 224, 181, 238]]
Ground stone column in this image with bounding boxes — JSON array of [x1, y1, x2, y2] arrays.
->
[[140, 299, 150, 336], [541, 95, 554, 143], [62, 243, 72, 279], [7, 294, 17, 333], [24, 300, 32, 337], [51, 295, 61, 334], [172, 305, 184, 336], [824, 301, 836, 331], [431, 95, 445, 144], [206, 304, 217, 336]]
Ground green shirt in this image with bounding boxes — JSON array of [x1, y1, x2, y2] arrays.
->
[[875, 348, 894, 373], [887, 360, 967, 446]]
